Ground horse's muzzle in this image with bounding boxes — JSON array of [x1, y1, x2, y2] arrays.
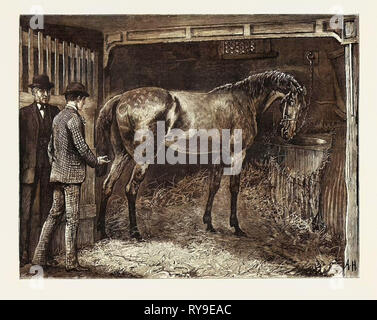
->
[[281, 127, 294, 141]]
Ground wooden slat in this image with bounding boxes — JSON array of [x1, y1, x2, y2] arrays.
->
[[70, 43, 75, 82], [37, 31, 44, 74], [54, 39, 60, 95], [87, 49, 93, 95], [22, 30, 62, 56], [46, 36, 52, 80], [20, 91, 65, 107], [82, 47, 87, 87], [93, 51, 99, 98], [62, 41, 69, 91], [19, 27, 23, 91], [76, 45, 81, 83], [27, 29, 34, 93]]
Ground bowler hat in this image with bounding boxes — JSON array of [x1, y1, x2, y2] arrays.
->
[[63, 82, 89, 97], [28, 74, 54, 90]]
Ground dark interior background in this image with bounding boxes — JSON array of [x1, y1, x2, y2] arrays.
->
[[107, 37, 346, 132], [103, 36, 347, 197]]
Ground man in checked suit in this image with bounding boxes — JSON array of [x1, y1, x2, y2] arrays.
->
[[19, 75, 60, 266], [32, 82, 110, 272]]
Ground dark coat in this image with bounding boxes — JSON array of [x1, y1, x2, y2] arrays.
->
[[19, 102, 60, 184], [49, 106, 98, 184]]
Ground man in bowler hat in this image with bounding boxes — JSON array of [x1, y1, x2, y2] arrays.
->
[[32, 82, 110, 272], [19, 75, 60, 266]]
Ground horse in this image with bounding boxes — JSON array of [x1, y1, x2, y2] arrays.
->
[[95, 70, 307, 240]]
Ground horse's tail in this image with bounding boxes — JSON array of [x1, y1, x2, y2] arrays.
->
[[95, 94, 122, 177]]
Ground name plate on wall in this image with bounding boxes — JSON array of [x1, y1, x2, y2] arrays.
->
[[219, 39, 278, 60]]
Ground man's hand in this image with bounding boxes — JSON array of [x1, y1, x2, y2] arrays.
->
[[97, 155, 111, 165]]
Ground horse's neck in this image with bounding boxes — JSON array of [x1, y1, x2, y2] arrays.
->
[[257, 90, 286, 115]]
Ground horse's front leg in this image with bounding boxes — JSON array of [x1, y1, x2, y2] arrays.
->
[[203, 165, 223, 232], [229, 172, 247, 237], [125, 163, 149, 240]]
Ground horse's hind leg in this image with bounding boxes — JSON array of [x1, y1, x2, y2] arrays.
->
[[96, 152, 129, 240], [203, 165, 223, 233], [125, 163, 149, 240], [229, 172, 247, 237]]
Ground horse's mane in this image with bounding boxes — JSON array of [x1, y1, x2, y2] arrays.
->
[[208, 70, 304, 99]]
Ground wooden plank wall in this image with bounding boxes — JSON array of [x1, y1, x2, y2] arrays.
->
[[321, 127, 347, 239], [19, 27, 98, 97]]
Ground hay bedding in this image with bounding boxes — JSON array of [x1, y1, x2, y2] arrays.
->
[[53, 165, 342, 278]]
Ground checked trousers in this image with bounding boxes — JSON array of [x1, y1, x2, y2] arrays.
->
[[32, 183, 81, 269]]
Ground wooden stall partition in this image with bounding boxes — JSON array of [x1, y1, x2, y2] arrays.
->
[[19, 27, 100, 254]]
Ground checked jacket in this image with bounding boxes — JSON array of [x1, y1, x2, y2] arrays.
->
[[48, 105, 98, 184]]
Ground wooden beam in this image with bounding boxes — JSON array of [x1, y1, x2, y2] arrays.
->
[[54, 39, 60, 95], [27, 29, 34, 93], [37, 31, 44, 74], [344, 43, 359, 277]]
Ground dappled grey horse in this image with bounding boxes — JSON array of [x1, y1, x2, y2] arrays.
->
[[96, 70, 307, 240]]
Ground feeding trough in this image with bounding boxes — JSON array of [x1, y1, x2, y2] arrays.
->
[[265, 134, 332, 221], [290, 135, 328, 146]]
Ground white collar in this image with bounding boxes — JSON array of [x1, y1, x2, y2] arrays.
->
[[66, 101, 78, 111]]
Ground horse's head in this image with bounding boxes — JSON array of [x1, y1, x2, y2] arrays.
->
[[279, 85, 307, 141]]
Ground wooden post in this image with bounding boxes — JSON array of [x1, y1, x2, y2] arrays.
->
[[77, 50, 100, 247], [19, 27, 23, 92], [37, 31, 44, 74], [344, 43, 359, 277], [54, 39, 60, 95], [27, 28, 34, 93]]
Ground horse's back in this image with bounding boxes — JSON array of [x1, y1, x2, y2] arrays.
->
[[118, 87, 172, 110], [116, 87, 174, 125]]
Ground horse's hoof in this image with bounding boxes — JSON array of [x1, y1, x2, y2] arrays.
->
[[206, 224, 217, 233], [234, 228, 247, 237], [130, 230, 143, 241], [95, 229, 108, 241], [203, 214, 211, 225]]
